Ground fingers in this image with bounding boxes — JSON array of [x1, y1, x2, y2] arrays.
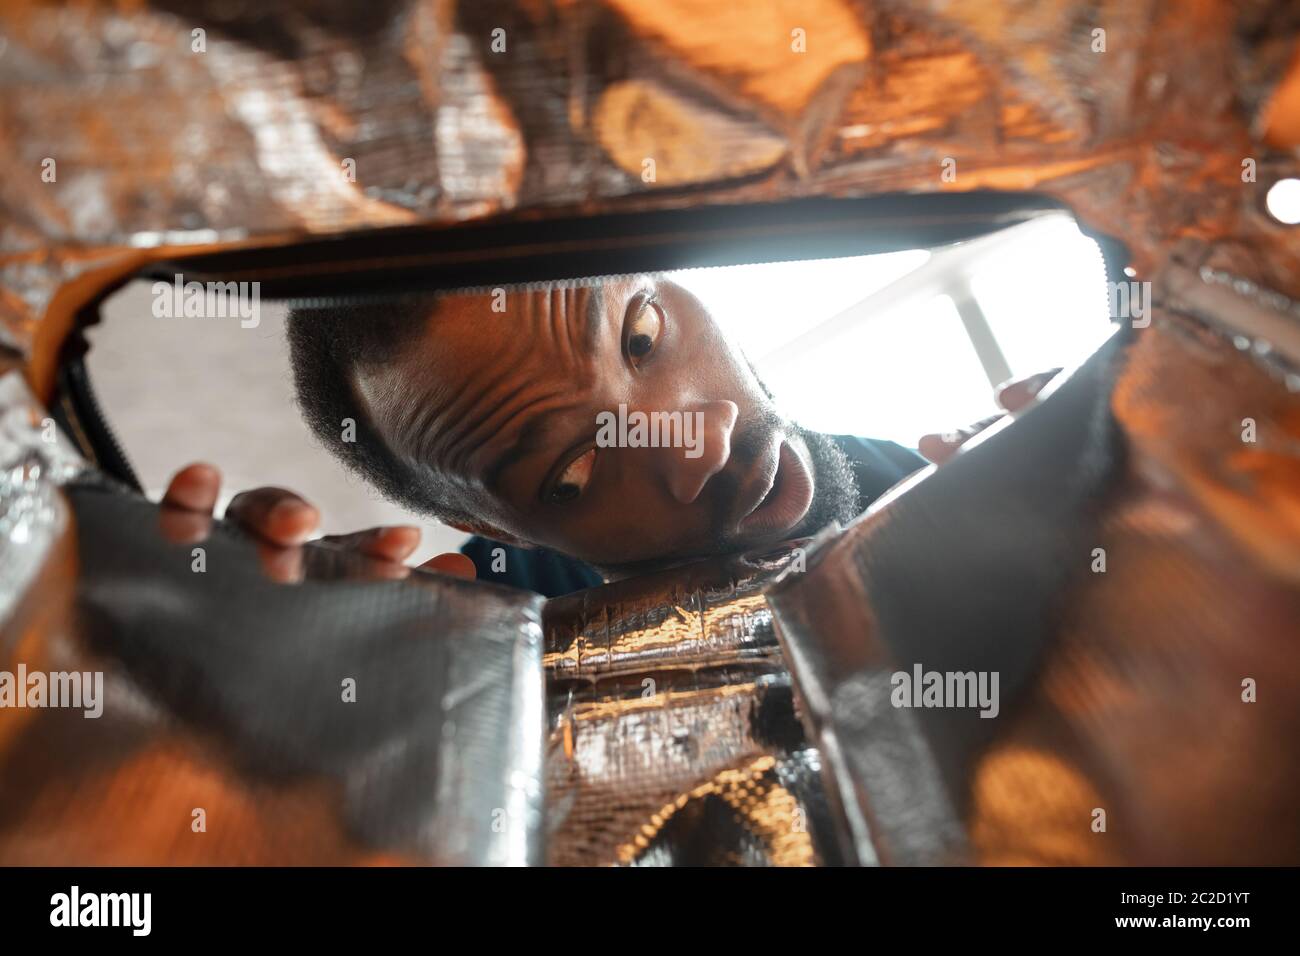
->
[[917, 432, 959, 465], [319, 526, 422, 564], [252, 521, 420, 585], [919, 368, 1065, 464], [159, 465, 465, 586], [918, 414, 1003, 465], [418, 552, 477, 580], [317, 527, 421, 580], [254, 541, 307, 585], [995, 368, 1062, 414], [224, 487, 320, 547], [158, 462, 221, 544], [162, 462, 222, 512], [223, 487, 321, 583]]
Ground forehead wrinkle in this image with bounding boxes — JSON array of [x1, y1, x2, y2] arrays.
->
[[455, 385, 576, 482], [558, 286, 585, 367], [435, 350, 520, 438], [387, 376, 453, 472], [582, 285, 604, 352], [359, 362, 438, 463], [431, 347, 579, 480], [549, 286, 593, 384], [392, 286, 593, 480], [533, 283, 595, 359], [411, 303, 540, 460], [548, 287, 570, 369], [468, 369, 557, 439], [450, 377, 569, 475], [382, 331, 516, 472], [413, 358, 523, 473]]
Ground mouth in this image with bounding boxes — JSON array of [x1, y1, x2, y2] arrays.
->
[[737, 439, 814, 539]]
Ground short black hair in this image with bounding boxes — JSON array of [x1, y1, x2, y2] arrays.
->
[[286, 296, 475, 525]]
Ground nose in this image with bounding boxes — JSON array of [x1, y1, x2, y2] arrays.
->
[[663, 400, 738, 504]]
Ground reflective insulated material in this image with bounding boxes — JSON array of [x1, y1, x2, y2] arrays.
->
[[3, 2, 1298, 355], [768, 316, 1300, 865], [0, 484, 547, 866], [543, 546, 846, 866]]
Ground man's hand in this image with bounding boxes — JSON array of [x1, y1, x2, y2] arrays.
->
[[158, 463, 477, 584], [917, 368, 1061, 465]]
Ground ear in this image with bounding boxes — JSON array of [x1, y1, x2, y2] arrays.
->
[[446, 518, 531, 549]]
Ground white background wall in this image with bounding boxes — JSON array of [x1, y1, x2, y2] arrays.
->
[[90, 283, 468, 565]]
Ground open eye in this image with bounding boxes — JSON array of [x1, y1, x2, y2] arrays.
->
[[548, 447, 597, 503], [624, 298, 664, 368]]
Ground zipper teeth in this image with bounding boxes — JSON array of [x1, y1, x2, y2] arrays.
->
[[72, 359, 140, 489], [282, 273, 651, 308], [278, 237, 998, 307], [212, 206, 1064, 303]]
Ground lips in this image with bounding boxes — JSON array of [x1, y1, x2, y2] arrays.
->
[[738, 440, 814, 538]]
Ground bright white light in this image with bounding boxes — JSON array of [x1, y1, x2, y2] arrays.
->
[[761, 293, 997, 445], [668, 251, 930, 359], [663, 217, 1109, 447], [969, 217, 1112, 377], [1266, 178, 1300, 225]]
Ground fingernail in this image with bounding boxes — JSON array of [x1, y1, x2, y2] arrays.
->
[[269, 499, 318, 540], [377, 525, 421, 552]]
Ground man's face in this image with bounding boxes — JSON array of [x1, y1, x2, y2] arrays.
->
[[353, 277, 858, 570]]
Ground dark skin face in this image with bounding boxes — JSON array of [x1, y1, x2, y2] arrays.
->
[[351, 278, 829, 570]]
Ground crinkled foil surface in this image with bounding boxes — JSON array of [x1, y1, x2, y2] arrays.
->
[[2, 1, 1300, 351], [0, 482, 547, 865], [543, 544, 844, 866], [767, 305, 1300, 865], [1, 1, 1299, 866]]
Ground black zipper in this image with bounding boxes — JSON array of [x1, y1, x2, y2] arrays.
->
[[52, 348, 142, 491], [139, 191, 1081, 303]]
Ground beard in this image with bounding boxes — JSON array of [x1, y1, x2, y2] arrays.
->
[[787, 421, 862, 535], [738, 364, 860, 538], [591, 418, 860, 580], [583, 360, 864, 579], [721, 407, 861, 543]]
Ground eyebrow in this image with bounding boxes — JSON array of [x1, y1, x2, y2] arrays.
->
[[484, 285, 609, 493]]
